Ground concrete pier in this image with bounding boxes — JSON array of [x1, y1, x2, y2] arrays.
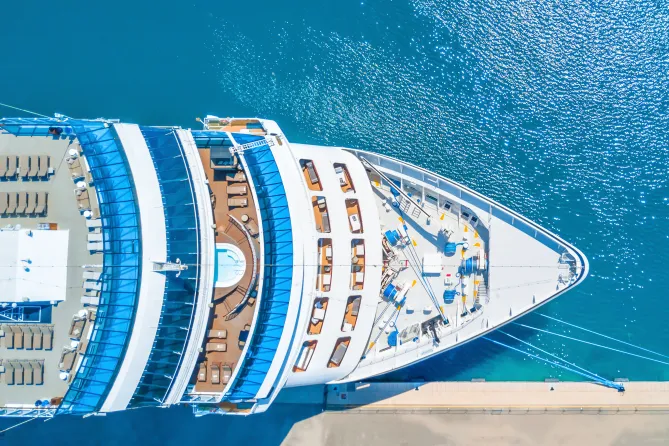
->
[[323, 382, 669, 411]]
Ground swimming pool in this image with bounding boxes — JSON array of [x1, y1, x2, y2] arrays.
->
[[214, 243, 246, 288]]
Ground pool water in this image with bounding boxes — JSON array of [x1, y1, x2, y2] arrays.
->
[[214, 243, 246, 288]]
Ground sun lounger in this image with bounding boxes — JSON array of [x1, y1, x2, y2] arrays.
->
[[37, 155, 49, 178], [198, 363, 207, 382], [7, 192, 17, 215], [5, 362, 14, 385], [6, 155, 17, 179], [69, 317, 86, 340], [32, 361, 43, 385], [227, 185, 247, 196], [13, 326, 23, 349], [24, 192, 36, 215], [305, 161, 319, 184], [23, 327, 33, 350], [228, 171, 246, 183], [28, 155, 38, 178], [86, 219, 103, 229], [211, 363, 221, 385], [15, 192, 27, 215], [32, 326, 43, 350], [2, 325, 12, 349], [228, 198, 248, 208], [35, 192, 47, 215], [330, 342, 348, 366], [88, 233, 103, 242], [14, 362, 23, 385], [83, 270, 102, 281], [207, 329, 227, 339], [0, 156, 7, 177], [41, 327, 53, 350], [322, 211, 331, 232], [206, 342, 227, 352], [84, 280, 102, 291], [87, 241, 103, 252], [81, 295, 101, 306], [19, 155, 29, 179], [59, 349, 76, 372], [24, 362, 33, 385], [0, 192, 8, 216], [245, 219, 259, 237], [222, 364, 232, 384], [351, 298, 361, 317]]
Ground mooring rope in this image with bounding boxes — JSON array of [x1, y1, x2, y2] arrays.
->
[[537, 313, 669, 360], [512, 322, 669, 366]]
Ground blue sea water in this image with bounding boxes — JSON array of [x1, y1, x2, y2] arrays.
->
[[2, 0, 669, 442]]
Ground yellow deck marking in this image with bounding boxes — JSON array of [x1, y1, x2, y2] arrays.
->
[[440, 213, 445, 220], [411, 280, 417, 287], [412, 238, 417, 247], [474, 280, 480, 285], [473, 290, 478, 297], [464, 225, 469, 232], [439, 305, 444, 313], [369, 342, 375, 349], [474, 231, 479, 238], [398, 216, 404, 223], [474, 242, 481, 248], [373, 180, 380, 187]]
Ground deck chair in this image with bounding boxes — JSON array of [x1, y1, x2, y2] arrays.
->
[[228, 171, 246, 183], [227, 198, 248, 208], [206, 342, 227, 352], [15, 192, 27, 215], [32, 326, 43, 350], [6, 155, 17, 179], [5, 362, 14, 385], [25, 192, 37, 215], [0, 156, 7, 177], [13, 326, 23, 349], [41, 326, 53, 350], [28, 155, 38, 178], [227, 185, 247, 196], [207, 329, 227, 339], [19, 155, 29, 179], [14, 362, 23, 385], [37, 155, 49, 178], [222, 364, 232, 384], [24, 362, 33, 385], [7, 192, 17, 215], [59, 348, 76, 372], [32, 361, 43, 385], [22, 326, 33, 349], [198, 363, 207, 382], [35, 192, 47, 215], [2, 325, 13, 349], [211, 363, 221, 385], [0, 192, 8, 216]]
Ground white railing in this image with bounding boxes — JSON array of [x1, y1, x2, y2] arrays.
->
[[230, 137, 275, 153], [225, 215, 259, 318]]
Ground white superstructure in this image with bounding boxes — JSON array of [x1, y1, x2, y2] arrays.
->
[[0, 115, 587, 418]]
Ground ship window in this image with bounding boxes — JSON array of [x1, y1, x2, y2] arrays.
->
[[334, 163, 355, 193], [351, 240, 365, 290], [308, 297, 329, 335], [317, 238, 333, 292], [293, 341, 317, 372], [328, 337, 351, 368], [300, 159, 322, 191], [342, 296, 361, 332], [313, 196, 331, 233], [346, 199, 363, 233]]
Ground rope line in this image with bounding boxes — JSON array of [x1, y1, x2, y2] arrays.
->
[[537, 313, 669, 360], [483, 336, 624, 391], [512, 322, 669, 366], [0, 102, 51, 118]]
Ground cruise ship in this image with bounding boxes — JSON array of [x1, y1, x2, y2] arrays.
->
[[0, 115, 587, 418]]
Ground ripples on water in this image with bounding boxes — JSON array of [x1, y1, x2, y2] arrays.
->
[[210, 0, 669, 381]]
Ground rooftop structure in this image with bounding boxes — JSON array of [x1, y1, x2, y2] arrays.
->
[[0, 115, 587, 418]]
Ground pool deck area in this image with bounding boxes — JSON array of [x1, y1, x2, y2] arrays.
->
[[190, 147, 260, 395]]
